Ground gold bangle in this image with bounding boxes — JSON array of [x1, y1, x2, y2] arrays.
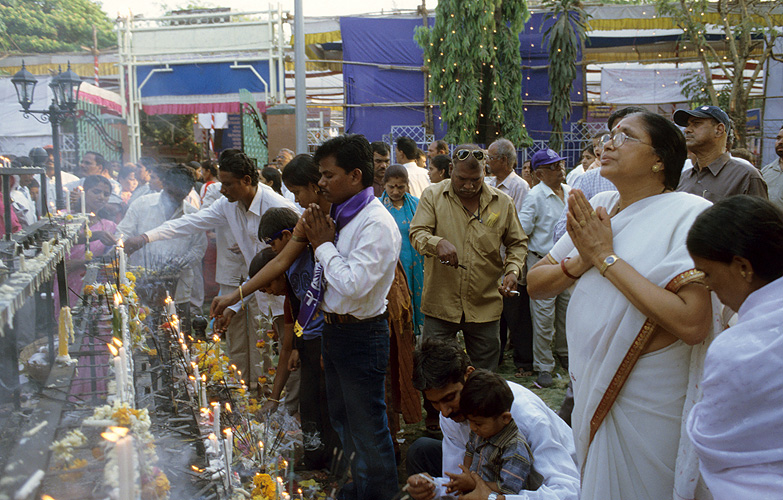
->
[[291, 234, 307, 242], [238, 285, 244, 310]]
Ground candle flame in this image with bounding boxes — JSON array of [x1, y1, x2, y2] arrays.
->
[[117, 238, 124, 248], [207, 433, 218, 440], [191, 465, 204, 473], [164, 296, 172, 305], [42, 496, 56, 500], [258, 440, 264, 450], [223, 428, 232, 437], [114, 292, 122, 306], [107, 343, 119, 356], [212, 334, 220, 343], [277, 477, 284, 484], [101, 426, 129, 442], [225, 403, 231, 412], [112, 337, 123, 347], [188, 375, 195, 381], [210, 401, 218, 408], [201, 374, 206, 382]]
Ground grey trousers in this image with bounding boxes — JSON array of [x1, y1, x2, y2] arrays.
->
[[528, 254, 570, 372], [423, 315, 500, 371]]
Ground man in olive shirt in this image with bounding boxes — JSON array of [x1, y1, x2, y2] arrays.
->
[[674, 105, 767, 201], [761, 125, 783, 211], [410, 144, 528, 371]]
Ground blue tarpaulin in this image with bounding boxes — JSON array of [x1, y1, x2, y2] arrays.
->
[[340, 14, 583, 143]]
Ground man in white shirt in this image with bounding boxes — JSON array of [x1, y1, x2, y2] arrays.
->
[[487, 139, 529, 212], [124, 150, 298, 390], [517, 149, 571, 389], [126, 158, 154, 207], [487, 138, 534, 376], [301, 134, 401, 500], [406, 338, 579, 500], [116, 164, 207, 317], [396, 136, 431, 197], [65, 151, 122, 205]]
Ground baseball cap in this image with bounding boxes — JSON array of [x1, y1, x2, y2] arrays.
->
[[530, 149, 565, 170], [673, 105, 731, 129]]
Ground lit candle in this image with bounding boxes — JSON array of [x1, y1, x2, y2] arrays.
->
[[79, 186, 86, 215], [277, 476, 284, 500], [211, 402, 220, 439], [64, 187, 71, 213], [108, 343, 125, 400], [42, 241, 50, 257], [120, 348, 129, 401], [224, 428, 233, 488], [117, 239, 127, 284]]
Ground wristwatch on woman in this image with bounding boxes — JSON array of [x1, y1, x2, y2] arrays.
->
[[487, 493, 499, 500]]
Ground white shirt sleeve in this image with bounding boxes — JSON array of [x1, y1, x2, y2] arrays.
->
[[146, 199, 227, 242]]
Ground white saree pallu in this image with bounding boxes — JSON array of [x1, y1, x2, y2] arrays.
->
[[550, 191, 719, 500]]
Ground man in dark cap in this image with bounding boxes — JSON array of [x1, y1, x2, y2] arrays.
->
[[674, 105, 767, 201]]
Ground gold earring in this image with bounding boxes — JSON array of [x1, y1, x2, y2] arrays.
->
[[652, 165, 662, 173], [740, 270, 747, 278]]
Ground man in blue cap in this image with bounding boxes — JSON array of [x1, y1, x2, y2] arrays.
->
[[673, 105, 767, 201], [517, 149, 570, 389]]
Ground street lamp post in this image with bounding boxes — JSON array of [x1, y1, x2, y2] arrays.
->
[[11, 62, 83, 211]]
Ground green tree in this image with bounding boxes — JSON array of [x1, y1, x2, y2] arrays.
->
[[655, 0, 781, 147], [543, 0, 588, 152], [415, 0, 532, 146], [0, 0, 115, 53], [140, 112, 200, 159]]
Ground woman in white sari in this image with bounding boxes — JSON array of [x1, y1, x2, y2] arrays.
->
[[528, 110, 716, 500], [686, 196, 783, 499]]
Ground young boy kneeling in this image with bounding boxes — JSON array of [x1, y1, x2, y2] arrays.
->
[[446, 369, 535, 496]]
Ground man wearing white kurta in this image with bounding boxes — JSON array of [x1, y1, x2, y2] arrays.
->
[[405, 339, 579, 500], [396, 136, 431, 198], [125, 151, 298, 390], [116, 165, 207, 310]]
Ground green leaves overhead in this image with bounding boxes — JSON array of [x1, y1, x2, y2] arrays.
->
[[416, 0, 532, 146], [543, 0, 587, 152], [0, 0, 115, 53]]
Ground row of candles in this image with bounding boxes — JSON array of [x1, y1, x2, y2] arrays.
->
[[109, 291, 134, 406], [108, 251, 136, 500], [167, 293, 303, 499], [45, 185, 87, 216]]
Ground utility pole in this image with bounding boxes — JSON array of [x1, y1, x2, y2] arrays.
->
[[420, 0, 434, 135]]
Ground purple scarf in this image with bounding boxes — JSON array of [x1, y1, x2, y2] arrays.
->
[[297, 187, 375, 326]]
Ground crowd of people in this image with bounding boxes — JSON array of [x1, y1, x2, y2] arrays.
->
[[5, 102, 783, 500]]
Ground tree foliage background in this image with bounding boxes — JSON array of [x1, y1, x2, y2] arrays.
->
[[543, 0, 587, 152], [0, 0, 115, 53], [655, 0, 781, 147], [415, 0, 532, 146]]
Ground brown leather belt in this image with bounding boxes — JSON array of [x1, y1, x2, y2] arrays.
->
[[323, 310, 389, 324]]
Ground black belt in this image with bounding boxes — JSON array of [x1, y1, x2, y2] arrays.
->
[[323, 310, 389, 324], [530, 250, 545, 259]]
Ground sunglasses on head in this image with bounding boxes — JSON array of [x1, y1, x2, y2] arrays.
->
[[262, 227, 295, 245], [455, 149, 486, 162]]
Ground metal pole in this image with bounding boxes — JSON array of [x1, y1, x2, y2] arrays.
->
[[2, 175, 11, 240], [50, 106, 65, 210], [294, 0, 307, 154]]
